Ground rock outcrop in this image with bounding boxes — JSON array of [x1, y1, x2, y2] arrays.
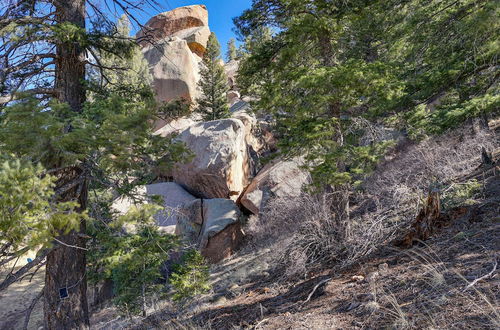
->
[[111, 182, 197, 230], [142, 38, 201, 104], [138, 5, 210, 105], [170, 119, 251, 199], [153, 116, 197, 137], [175, 198, 244, 263], [225, 59, 239, 91], [240, 157, 311, 215], [137, 5, 209, 55]]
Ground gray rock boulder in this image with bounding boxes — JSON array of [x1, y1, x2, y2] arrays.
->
[[142, 38, 201, 104], [111, 182, 197, 228], [175, 198, 244, 263], [240, 157, 312, 215], [170, 119, 251, 199], [153, 116, 197, 137]]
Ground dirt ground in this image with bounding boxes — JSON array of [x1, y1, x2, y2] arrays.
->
[[135, 163, 499, 330], [1, 158, 498, 330], [0, 251, 44, 330]]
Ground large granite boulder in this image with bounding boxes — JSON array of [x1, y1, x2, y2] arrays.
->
[[153, 116, 197, 137], [232, 110, 265, 154], [227, 90, 241, 106], [175, 198, 244, 263], [137, 5, 209, 54], [170, 119, 251, 199], [138, 5, 211, 104], [142, 38, 201, 104], [111, 182, 197, 230], [240, 158, 312, 215], [225, 59, 239, 91]]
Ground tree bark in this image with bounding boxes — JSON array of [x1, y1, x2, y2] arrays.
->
[[317, 28, 350, 223], [44, 1, 90, 329]]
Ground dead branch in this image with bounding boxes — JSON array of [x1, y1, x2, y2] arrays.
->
[[0, 248, 50, 292], [253, 318, 269, 329], [22, 289, 43, 330], [302, 277, 332, 305], [0, 87, 58, 104], [464, 258, 498, 291], [53, 237, 88, 251]]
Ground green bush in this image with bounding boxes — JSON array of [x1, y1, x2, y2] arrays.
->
[[170, 249, 211, 303]]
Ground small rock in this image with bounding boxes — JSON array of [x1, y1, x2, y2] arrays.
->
[[378, 263, 389, 274], [357, 293, 375, 302], [262, 271, 270, 277], [364, 301, 380, 312], [213, 295, 227, 305], [351, 275, 365, 282], [365, 271, 379, 283], [229, 284, 239, 290]]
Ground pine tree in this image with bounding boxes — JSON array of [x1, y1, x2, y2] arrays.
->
[[234, 0, 499, 221], [0, 1, 191, 328], [196, 32, 230, 121], [226, 38, 237, 61]]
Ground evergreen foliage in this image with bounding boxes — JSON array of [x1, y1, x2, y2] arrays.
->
[[226, 38, 237, 61], [0, 2, 201, 326], [235, 0, 499, 189], [0, 157, 84, 255], [89, 204, 179, 316], [196, 32, 230, 121], [170, 249, 211, 303]]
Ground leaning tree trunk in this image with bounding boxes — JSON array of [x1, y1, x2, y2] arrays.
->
[[44, 1, 90, 329]]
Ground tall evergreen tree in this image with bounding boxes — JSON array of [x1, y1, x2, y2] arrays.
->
[[226, 38, 237, 61], [196, 32, 230, 121], [234, 0, 499, 220], [0, 1, 190, 328]]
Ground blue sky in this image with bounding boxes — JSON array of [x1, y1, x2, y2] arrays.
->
[[130, 0, 253, 58]]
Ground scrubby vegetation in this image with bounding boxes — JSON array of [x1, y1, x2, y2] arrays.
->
[[0, 0, 498, 328]]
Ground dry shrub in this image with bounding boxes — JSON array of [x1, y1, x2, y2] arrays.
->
[[357, 124, 497, 227], [248, 124, 498, 279], [250, 193, 390, 278]]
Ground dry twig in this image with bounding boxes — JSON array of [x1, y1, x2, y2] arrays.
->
[[464, 258, 498, 291]]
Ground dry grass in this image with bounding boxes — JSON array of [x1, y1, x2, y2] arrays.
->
[[364, 243, 499, 330], [246, 123, 498, 281], [358, 125, 496, 222], [249, 193, 390, 279]]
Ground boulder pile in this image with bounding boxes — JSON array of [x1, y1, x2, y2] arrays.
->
[[121, 6, 312, 263]]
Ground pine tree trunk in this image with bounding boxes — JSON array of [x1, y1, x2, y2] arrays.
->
[[44, 1, 90, 329], [318, 28, 350, 223]]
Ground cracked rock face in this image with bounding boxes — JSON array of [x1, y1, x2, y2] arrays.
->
[[169, 119, 251, 200]]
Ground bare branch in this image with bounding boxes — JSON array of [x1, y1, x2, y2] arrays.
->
[[22, 289, 43, 330], [464, 258, 498, 291], [0, 87, 58, 104], [53, 237, 88, 251], [2, 53, 56, 75], [0, 248, 51, 292]]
